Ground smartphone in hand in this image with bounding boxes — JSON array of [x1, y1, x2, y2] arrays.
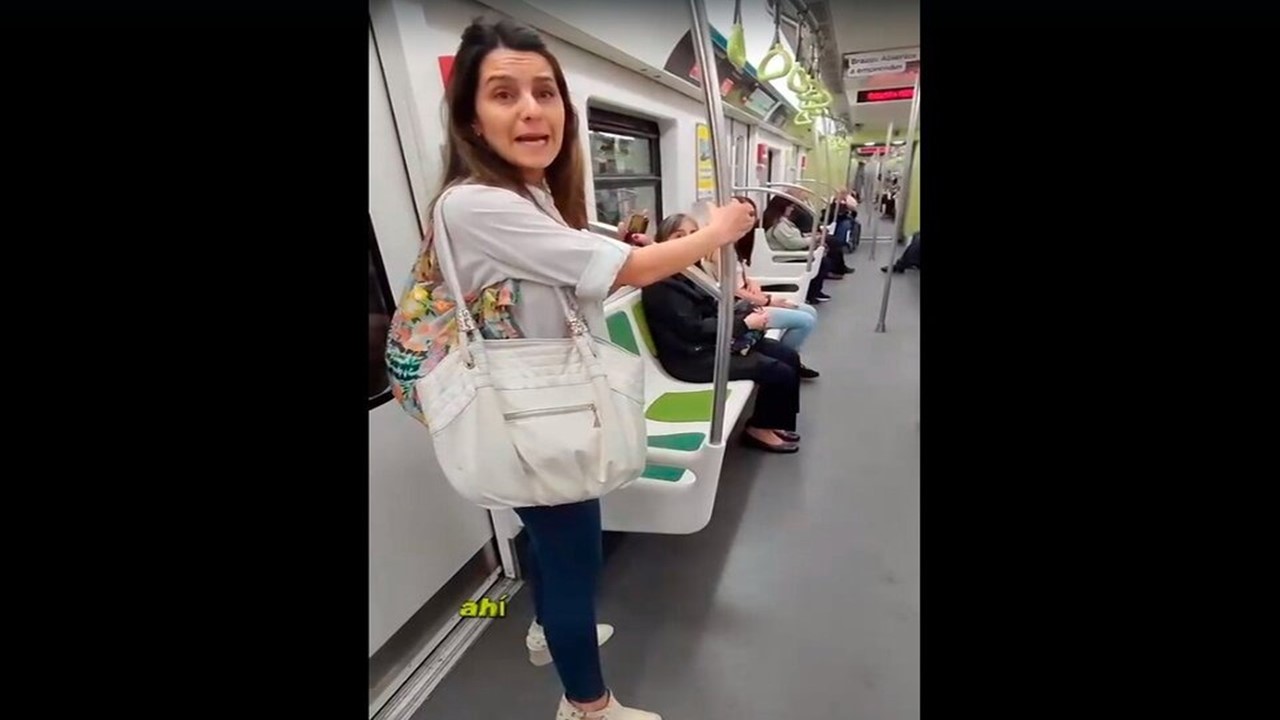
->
[[626, 212, 650, 236]]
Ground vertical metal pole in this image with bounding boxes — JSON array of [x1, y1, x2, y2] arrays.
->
[[687, 0, 735, 445], [869, 121, 893, 261], [876, 73, 921, 333], [807, 125, 824, 272]]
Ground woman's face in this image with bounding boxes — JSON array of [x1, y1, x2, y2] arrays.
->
[[669, 218, 699, 240], [472, 49, 565, 183]]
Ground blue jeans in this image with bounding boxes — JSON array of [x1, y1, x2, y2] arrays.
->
[[515, 499, 606, 703], [765, 303, 818, 350]]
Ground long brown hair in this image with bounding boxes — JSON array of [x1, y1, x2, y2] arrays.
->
[[761, 195, 794, 231], [430, 18, 587, 228], [731, 195, 757, 264]]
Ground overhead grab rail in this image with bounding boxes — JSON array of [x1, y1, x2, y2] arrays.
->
[[777, 0, 822, 35], [687, 0, 736, 446], [752, 1, 832, 126]]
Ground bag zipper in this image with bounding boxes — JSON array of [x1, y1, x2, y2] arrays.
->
[[503, 403, 600, 427]]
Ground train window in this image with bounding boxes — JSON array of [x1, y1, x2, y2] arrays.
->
[[369, 215, 396, 410], [588, 107, 662, 226]]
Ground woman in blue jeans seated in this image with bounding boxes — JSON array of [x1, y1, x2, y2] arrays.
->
[[724, 196, 820, 351], [656, 211, 822, 355]]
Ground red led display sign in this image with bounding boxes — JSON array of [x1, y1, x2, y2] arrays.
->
[[856, 87, 915, 103]]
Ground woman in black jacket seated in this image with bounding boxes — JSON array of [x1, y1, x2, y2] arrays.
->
[[641, 210, 814, 453]]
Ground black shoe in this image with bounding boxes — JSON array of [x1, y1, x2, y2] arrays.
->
[[740, 432, 799, 453], [798, 365, 819, 379]]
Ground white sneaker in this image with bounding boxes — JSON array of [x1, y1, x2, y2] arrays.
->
[[555, 692, 661, 719], [526, 620, 615, 667]]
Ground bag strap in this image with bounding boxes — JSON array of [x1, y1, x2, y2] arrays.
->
[[430, 184, 589, 366]]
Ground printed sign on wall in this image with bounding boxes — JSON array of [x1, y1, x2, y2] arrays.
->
[[696, 123, 715, 201], [843, 46, 920, 78]]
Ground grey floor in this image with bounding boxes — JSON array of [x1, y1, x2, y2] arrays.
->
[[412, 243, 920, 720]]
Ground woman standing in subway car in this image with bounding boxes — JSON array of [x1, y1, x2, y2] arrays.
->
[[384, 18, 754, 720]]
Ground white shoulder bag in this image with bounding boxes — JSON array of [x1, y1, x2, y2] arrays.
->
[[415, 187, 648, 509]]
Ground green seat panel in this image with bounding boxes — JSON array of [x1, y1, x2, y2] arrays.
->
[[605, 311, 639, 355], [647, 433, 706, 452], [645, 389, 730, 423], [630, 303, 657, 356], [641, 464, 687, 482]]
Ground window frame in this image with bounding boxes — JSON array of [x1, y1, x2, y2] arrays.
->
[[368, 214, 397, 411], [587, 107, 663, 224]]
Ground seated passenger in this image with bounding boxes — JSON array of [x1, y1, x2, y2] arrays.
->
[[643, 211, 812, 453], [847, 190, 863, 251], [762, 196, 835, 303], [882, 230, 921, 273], [718, 196, 820, 351], [826, 188, 856, 252], [761, 196, 810, 252], [787, 187, 815, 235], [766, 194, 851, 274]]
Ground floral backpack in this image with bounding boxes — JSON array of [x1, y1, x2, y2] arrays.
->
[[383, 208, 522, 426]]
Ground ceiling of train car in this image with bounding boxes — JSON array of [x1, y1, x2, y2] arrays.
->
[[816, 0, 920, 137]]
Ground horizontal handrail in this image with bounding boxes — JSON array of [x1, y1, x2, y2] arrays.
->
[[779, 177, 839, 198], [587, 220, 618, 237]]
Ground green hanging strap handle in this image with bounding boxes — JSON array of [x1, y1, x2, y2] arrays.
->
[[797, 42, 831, 111], [788, 65, 811, 93], [755, 1, 792, 81], [800, 81, 832, 110], [786, 23, 809, 92], [758, 41, 793, 81], [726, 0, 747, 70]]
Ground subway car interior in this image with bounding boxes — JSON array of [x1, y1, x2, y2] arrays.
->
[[369, 0, 920, 717]]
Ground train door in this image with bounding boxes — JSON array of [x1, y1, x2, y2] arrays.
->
[[367, 28, 494, 663]]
